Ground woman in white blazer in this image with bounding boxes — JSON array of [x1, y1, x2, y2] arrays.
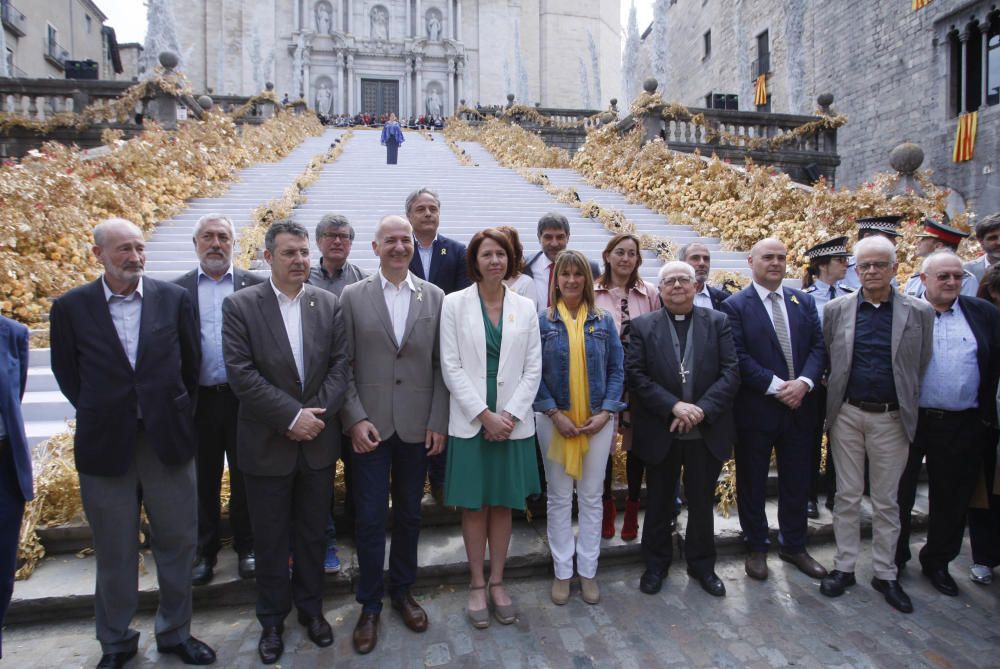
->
[[440, 229, 542, 629]]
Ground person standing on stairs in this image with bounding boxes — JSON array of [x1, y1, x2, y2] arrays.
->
[[594, 233, 658, 542], [341, 215, 449, 654], [174, 213, 262, 588], [406, 188, 469, 506], [380, 113, 405, 165], [307, 214, 368, 575], [50, 219, 216, 668]]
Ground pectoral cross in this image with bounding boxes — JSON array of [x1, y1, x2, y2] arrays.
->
[[679, 362, 690, 385]]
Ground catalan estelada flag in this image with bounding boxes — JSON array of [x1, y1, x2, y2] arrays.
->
[[754, 74, 767, 107], [953, 111, 978, 162], [912, 0, 932, 9]]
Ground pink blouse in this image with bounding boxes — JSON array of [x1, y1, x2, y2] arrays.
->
[[594, 280, 660, 335]]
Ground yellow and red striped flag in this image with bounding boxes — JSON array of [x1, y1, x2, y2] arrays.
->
[[913, 0, 932, 9], [953, 111, 978, 162], [754, 74, 767, 107]]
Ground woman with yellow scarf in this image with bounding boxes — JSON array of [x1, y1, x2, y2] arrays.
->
[[535, 250, 626, 606]]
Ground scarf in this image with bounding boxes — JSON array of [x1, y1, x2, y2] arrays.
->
[[547, 300, 591, 480]]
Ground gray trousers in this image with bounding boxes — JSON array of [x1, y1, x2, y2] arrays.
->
[[78, 434, 197, 654]]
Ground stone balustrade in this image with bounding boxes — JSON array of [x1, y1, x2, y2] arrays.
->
[[0, 79, 137, 122]]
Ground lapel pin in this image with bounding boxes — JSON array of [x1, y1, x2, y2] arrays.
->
[[309, 298, 316, 308], [588, 325, 595, 334], [790, 295, 800, 305], [440, 247, 447, 256], [416, 289, 423, 303]]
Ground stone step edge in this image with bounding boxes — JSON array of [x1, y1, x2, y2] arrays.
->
[[7, 509, 929, 626]]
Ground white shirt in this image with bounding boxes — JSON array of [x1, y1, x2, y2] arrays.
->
[[751, 281, 814, 395], [530, 253, 554, 307], [694, 284, 714, 310], [380, 270, 416, 346], [271, 279, 306, 430], [102, 276, 143, 369], [415, 235, 437, 280]]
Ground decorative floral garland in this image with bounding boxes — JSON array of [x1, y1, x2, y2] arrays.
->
[[457, 104, 612, 130], [445, 117, 571, 169]]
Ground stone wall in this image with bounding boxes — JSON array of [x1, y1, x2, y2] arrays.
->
[[631, 0, 1000, 216]]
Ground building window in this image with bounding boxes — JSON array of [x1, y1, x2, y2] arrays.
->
[[756, 94, 771, 113], [86, 14, 92, 34], [948, 12, 1000, 115], [754, 30, 770, 78], [703, 30, 712, 59], [989, 26, 1000, 106], [705, 92, 739, 110]]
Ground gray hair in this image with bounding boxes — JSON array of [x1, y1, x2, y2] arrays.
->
[[658, 260, 696, 282], [93, 218, 143, 247], [975, 212, 1000, 240], [920, 248, 961, 274], [536, 212, 570, 238], [853, 235, 896, 263], [192, 213, 235, 240], [316, 213, 355, 241], [264, 221, 309, 253], [404, 187, 440, 214], [677, 242, 709, 261]]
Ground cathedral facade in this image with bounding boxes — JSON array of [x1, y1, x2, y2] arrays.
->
[[172, 0, 621, 117]]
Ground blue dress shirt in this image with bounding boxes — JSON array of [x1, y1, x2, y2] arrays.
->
[[197, 267, 234, 386], [415, 236, 437, 281], [919, 300, 980, 410], [846, 290, 898, 403], [103, 276, 143, 369]]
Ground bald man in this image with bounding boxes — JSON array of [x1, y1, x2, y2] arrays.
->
[[720, 238, 828, 584]]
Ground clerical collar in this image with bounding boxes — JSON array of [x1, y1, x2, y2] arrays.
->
[[666, 307, 693, 321]]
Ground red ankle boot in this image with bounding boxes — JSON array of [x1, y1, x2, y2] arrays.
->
[[620, 498, 640, 541], [601, 497, 617, 538]]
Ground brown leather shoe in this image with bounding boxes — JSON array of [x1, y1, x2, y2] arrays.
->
[[779, 550, 829, 579], [745, 552, 768, 581], [352, 610, 380, 655], [392, 593, 429, 632]]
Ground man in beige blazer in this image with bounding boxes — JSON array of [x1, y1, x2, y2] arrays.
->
[[338, 215, 449, 654], [819, 234, 934, 613]]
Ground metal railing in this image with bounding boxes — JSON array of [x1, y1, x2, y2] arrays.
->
[[44, 41, 70, 70], [1, 0, 27, 37]]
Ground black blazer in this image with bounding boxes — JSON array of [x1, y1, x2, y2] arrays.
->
[[523, 250, 602, 282], [956, 295, 1000, 426], [626, 307, 740, 464], [172, 266, 264, 322], [708, 285, 731, 311], [49, 278, 201, 476], [408, 234, 471, 295]]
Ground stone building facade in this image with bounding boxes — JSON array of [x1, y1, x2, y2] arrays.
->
[[633, 0, 1000, 216], [171, 0, 621, 117]]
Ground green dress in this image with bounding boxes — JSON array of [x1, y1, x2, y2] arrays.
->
[[444, 299, 541, 510]]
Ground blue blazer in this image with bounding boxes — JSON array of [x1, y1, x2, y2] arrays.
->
[[408, 234, 471, 295], [1, 316, 31, 501], [956, 295, 1000, 427], [720, 284, 825, 429], [49, 278, 201, 477]]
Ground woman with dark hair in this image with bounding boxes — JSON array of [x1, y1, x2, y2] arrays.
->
[[535, 250, 625, 606], [969, 264, 1000, 586], [440, 228, 542, 628], [593, 233, 658, 541], [496, 225, 537, 308]]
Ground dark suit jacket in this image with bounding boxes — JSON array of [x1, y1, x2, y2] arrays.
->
[[956, 295, 1000, 426], [222, 282, 349, 476], [172, 266, 263, 322], [408, 234, 471, 295], [708, 285, 731, 311], [720, 284, 825, 430], [1, 316, 31, 501], [522, 250, 602, 284], [626, 307, 740, 464], [49, 278, 201, 476]]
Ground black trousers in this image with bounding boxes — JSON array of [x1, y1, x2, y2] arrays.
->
[[195, 385, 253, 559], [244, 452, 334, 627], [969, 430, 1000, 567], [641, 439, 723, 576], [896, 408, 986, 571], [0, 441, 24, 659]]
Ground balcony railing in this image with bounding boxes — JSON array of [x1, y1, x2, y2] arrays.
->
[[44, 41, 70, 70], [751, 54, 771, 80], [1, 1, 27, 37]]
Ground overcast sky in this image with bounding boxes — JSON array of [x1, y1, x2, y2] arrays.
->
[[97, 0, 655, 48]]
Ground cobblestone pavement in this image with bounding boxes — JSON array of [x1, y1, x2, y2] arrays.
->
[[4, 535, 998, 668]]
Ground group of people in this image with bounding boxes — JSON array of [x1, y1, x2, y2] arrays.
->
[[1, 190, 999, 667]]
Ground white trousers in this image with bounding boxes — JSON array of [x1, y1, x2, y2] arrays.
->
[[536, 413, 615, 580]]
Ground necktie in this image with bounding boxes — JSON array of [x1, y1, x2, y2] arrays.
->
[[768, 292, 795, 380], [828, 285, 836, 300], [546, 262, 555, 307]]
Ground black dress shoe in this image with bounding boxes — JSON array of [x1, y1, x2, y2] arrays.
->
[[298, 612, 334, 647], [806, 501, 820, 519], [688, 570, 726, 597], [639, 568, 666, 595], [871, 577, 914, 613], [258, 625, 284, 664], [923, 566, 959, 596], [819, 569, 856, 597], [191, 557, 214, 586], [96, 648, 137, 668], [824, 495, 835, 511], [157, 636, 216, 665], [237, 551, 256, 580]]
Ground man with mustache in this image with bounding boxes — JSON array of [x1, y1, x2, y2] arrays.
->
[[174, 214, 263, 586]]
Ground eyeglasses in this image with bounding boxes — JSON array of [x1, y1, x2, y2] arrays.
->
[[660, 276, 694, 286], [857, 261, 892, 272], [931, 273, 965, 282], [320, 233, 352, 242]]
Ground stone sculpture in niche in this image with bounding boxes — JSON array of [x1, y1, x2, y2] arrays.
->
[[315, 82, 332, 116], [316, 2, 332, 34], [426, 89, 442, 117], [370, 6, 389, 41], [427, 14, 441, 41]]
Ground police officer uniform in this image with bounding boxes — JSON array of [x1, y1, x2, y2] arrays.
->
[[903, 219, 979, 298]]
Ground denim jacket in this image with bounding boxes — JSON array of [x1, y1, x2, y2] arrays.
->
[[533, 306, 626, 414]]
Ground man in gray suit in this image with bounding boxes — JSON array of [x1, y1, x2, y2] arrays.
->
[[222, 221, 349, 664], [174, 213, 262, 586], [818, 235, 935, 613], [339, 215, 449, 654], [964, 212, 1000, 282]]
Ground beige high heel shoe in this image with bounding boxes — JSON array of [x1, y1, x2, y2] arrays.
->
[[489, 581, 516, 624], [467, 584, 489, 629]]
